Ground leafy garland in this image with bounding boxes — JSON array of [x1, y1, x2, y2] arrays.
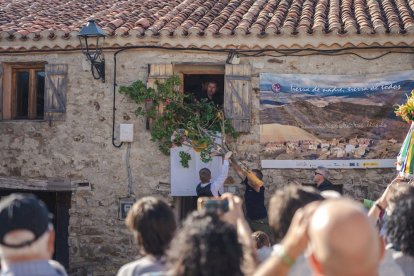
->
[[119, 76, 238, 167]]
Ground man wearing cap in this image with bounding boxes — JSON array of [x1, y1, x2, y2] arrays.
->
[[0, 193, 67, 276], [314, 166, 337, 193]]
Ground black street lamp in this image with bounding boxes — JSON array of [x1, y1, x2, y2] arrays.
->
[[78, 19, 106, 82]]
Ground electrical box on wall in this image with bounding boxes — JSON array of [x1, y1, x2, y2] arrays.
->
[[118, 197, 135, 220], [120, 124, 134, 142]]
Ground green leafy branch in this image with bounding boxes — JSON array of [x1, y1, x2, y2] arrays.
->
[[119, 76, 238, 166]]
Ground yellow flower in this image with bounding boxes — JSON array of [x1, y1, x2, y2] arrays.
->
[[407, 99, 414, 109]]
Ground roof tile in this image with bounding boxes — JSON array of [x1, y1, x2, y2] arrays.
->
[[0, 0, 413, 45]]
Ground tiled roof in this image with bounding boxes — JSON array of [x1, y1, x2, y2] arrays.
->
[[0, 0, 414, 49]]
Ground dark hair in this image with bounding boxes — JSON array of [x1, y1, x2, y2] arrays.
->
[[389, 185, 414, 205], [201, 81, 218, 93], [125, 197, 176, 256], [252, 231, 270, 249], [387, 197, 414, 257], [199, 168, 211, 183], [269, 184, 324, 242], [206, 80, 218, 86], [167, 211, 243, 276]]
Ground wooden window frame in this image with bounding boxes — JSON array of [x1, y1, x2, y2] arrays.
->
[[2, 62, 46, 120], [172, 63, 252, 132], [173, 64, 225, 94]]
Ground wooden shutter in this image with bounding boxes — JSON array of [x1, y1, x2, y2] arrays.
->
[[146, 64, 174, 129], [224, 64, 252, 132], [0, 63, 3, 120], [147, 64, 174, 86], [44, 64, 68, 121]]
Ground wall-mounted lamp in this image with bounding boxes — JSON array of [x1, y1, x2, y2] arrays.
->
[[78, 19, 106, 82]]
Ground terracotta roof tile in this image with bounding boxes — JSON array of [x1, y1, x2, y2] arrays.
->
[[1, 0, 413, 46]]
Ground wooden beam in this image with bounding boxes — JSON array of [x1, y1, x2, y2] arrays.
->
[[0, 177, 91, 191]]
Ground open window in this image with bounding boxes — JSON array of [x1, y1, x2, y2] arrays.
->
[[147, 63, 252, 133], [183, 74, 224, 106]]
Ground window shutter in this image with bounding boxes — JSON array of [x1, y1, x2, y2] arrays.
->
[[224, 64, 252, 132], [44, 64, 68, 121], [146, 64, 174, 129], [0, 63, 3, 120]]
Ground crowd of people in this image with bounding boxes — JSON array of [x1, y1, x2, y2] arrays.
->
[[1, 163, 414, 275]]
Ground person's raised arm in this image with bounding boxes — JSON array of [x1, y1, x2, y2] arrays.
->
[[210, 151, 233, 196], [368, 176, 404, 224], [230, 157, 247, 180], [221, 193, 258, 275], [254, 202, 319, 276]]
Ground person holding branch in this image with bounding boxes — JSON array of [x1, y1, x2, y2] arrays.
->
[[231, 159, 273, 242], [196, 151, 233, 197]]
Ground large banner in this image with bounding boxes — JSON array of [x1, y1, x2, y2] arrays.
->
[[260, 71, 414, 168]]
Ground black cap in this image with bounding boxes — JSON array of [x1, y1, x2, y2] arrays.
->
[[0, 194, 52, 248]]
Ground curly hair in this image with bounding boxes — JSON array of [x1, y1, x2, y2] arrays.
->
[[386, 197, 414, 257], [269, 184, 324, 242], [166, 211, 243, 276]]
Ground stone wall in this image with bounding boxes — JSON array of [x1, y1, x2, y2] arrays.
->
[[0, 49, 412, 275]]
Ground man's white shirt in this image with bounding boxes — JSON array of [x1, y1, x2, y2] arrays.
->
[[198, 160, 229, 196]]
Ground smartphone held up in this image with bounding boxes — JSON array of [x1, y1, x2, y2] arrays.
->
[[197, 197, 229, 213]]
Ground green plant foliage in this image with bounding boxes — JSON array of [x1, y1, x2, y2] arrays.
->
[[119, 76, 239, 166], [179, 151, 192, 168]]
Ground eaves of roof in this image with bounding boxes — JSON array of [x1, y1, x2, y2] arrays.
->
[[1, 32, 413, 52]]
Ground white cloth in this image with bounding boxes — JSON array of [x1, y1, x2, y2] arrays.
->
[[198, 160, 229, 196], [170, 145, 223, 196]]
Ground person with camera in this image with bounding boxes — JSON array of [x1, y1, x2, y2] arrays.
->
[[255, 199, 385, 276], [166, 193, 257, 276], [196, 151, 233, 197]]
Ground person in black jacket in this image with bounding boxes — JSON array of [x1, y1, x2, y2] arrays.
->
[[314, 166, 338, 193], [232, 163, 274, 243]]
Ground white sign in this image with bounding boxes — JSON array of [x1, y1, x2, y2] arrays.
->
[[261, 159, 396, 169], [170, 146, 223, 196]]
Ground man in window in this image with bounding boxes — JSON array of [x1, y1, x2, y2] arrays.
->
[[195, 80, 223, 106]]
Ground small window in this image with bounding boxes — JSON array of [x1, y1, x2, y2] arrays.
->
[[12, 66, 45, 120]]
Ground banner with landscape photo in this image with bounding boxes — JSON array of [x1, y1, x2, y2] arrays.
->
[[260, 71, 414, 160]]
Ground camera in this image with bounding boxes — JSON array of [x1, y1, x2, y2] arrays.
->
[[197, 197, 229, 213]]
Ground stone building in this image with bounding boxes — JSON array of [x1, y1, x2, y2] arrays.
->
[[0, 0, 413, 274]]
